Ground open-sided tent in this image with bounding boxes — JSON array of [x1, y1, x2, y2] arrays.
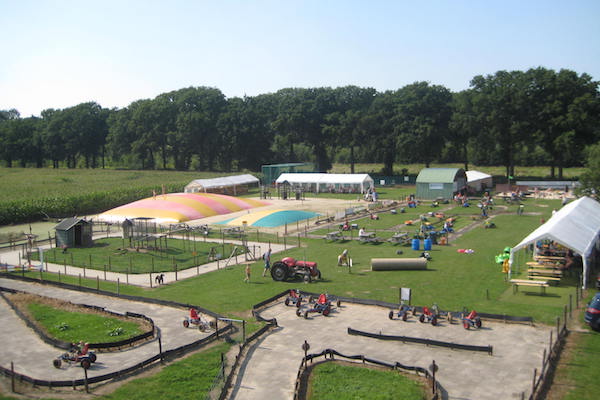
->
[[275, 173, 374, 194], [184, 174, 259, 195], [466, 170, 493, 192], [508, 196, 600, 288]]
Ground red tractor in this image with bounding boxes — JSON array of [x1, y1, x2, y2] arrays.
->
[[271, 257, 322, 283]]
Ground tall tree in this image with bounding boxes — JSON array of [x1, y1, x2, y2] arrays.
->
[[449, 90, 477, 170]]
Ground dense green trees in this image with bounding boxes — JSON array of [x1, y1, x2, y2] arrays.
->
[[1, 68, 598, 177]]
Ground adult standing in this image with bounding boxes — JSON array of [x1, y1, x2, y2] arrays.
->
[[262, 248, 272, 277]]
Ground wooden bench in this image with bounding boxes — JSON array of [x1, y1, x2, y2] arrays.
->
[[527, 275, 561, 283], [510, 279, 549, 294], [359, 233, 380, 243], [528, 268, 562, 276], [388, 232, 410, 245]]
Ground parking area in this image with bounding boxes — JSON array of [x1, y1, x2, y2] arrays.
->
[[231, 300, 552, 400]]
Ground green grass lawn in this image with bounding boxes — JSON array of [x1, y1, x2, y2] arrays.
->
[[308, 362, 427, 400], [34, 237, 243, 274], [27, 302, 145, 343]]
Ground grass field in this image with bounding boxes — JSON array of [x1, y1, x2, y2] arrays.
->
[[0, 166, 596, 400]]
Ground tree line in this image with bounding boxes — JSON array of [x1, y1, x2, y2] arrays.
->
[[1, 67, 598, 179]]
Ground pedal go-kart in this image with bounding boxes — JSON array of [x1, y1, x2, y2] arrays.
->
[[418, 305, 439, 326], [183, 308, 216, 332], [297, 293, 340, 318], [53, 342, 96, 369], [388, 302, 415, 321], [284, 289, 303, 308], [307, 293, 341, 308], [462, 309, 482, 330]]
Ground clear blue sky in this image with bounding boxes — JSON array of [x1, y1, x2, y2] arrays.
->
[[1, 0, 599, 117]]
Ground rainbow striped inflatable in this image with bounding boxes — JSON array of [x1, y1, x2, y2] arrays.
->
[[99, 193, 268, 223]]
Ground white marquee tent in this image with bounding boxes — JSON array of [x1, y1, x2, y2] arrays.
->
[[275, 173, 374, 194], [508, 196, 600, 288], [466, 170, 493, 192], [184, 174, 259, 195]]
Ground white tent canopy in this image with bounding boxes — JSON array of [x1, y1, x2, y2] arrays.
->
[[509, 196, 600, 288], [184, 174, 259, 194], [466, 170, 493, 191], [275, 173, 374, 194]]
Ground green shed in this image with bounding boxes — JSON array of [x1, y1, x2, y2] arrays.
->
[[54, 218, 93, 248], [416, 168, 467, 200]]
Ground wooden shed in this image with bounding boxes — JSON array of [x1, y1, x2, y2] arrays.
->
[[54, 218, 93, 248], [416, 168, 467, 200]]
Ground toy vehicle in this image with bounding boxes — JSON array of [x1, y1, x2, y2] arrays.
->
[[462, 309, 482, 330], [53, 342, 96, 369], [183, 308, 215, 332], [584, 292, 600, 331], [418, 305, 438, 325], [297, 293, 338, 318], [271, 257, 322, 283], [284, 289, 303, 307], [388, 302, 415, 321], [308, 293, 341, 307]]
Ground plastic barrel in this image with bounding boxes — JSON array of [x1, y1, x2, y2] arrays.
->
[[424, 238, 432, 251], [411, 239, 420, 250]]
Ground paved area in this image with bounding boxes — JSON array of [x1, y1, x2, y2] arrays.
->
[[0, 278, 212, 381], [231, 301, 552, 400]]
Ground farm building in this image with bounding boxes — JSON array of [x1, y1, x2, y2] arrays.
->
[[416, 168, 467, 200], [466, 170, 493, 192], [275, 173, 374, 194], [184, 174, 259, 195], [54, 218, 93, 248], [261, 163, 314, 185]]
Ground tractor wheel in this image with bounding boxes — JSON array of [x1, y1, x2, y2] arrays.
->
[[475, 319, 482, 329], [388, 310, 394, 320], [296, 309, 302, 317], [463, 321, 470, 330], [336, 300, 341, 307], [419, 314, 425, 323], [89, 353, 97, 363], [402, 312, 408, 321], [183, 320, 189, 328], [303, 311, 309, 319], [323, 307, 330, 316], [53, 359, 62, 369], [285, 298, 290, 306], [81, 359, 91, 369], [296, 298, 302, 308], [303, 274, 312, 283], [431, 316, 438, 326], [271, 262, 288, 281]]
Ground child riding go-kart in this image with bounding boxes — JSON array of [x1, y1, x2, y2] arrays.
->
[[297, 293, 341, 319], [284, 289, 303, 307], [462, 309, 482, 330], [418, 304, 439, 326], [388, 302, 415, 321], [53, 341, 97, 369], [183, 308, 215, 332]]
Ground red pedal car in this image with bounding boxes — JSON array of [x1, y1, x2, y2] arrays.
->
[[419, 306, 438, 325], [462, 309, 482, 330], [284, 289, 303, 307], [297, 293, 340, 318], [183, 308, 215, 332], [53, 342, 97, 369]]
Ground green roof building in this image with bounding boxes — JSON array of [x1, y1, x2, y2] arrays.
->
[[416, 168, 467, 200]]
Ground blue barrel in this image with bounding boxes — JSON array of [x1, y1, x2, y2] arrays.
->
[[411, 239, 420, 251], [424, 238, 432, 251]]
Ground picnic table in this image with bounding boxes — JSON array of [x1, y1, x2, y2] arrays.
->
[[388, 232, 410, 245], [325, 231, 345, 241], [358, 232, 380, 243], [223, 227, 244, 238]]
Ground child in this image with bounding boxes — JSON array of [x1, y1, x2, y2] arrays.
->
[[244, 264, 251, 283]]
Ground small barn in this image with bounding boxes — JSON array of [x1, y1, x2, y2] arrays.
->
[[184, 174, 259, 195], [54, 218, 93, 248], [416, 168, 467, 200], [466, 170, 493, 192]]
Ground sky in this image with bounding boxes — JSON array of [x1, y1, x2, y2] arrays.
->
[[1, 0, 599, 117]]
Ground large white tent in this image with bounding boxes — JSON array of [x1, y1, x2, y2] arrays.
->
[[466, 170, 493, 192], [275, 173, 374, 194], [184, 174, 259, 195], [508, 196, 600, 288]]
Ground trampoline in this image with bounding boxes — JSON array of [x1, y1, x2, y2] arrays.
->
[[218, 209, 320, 228]]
